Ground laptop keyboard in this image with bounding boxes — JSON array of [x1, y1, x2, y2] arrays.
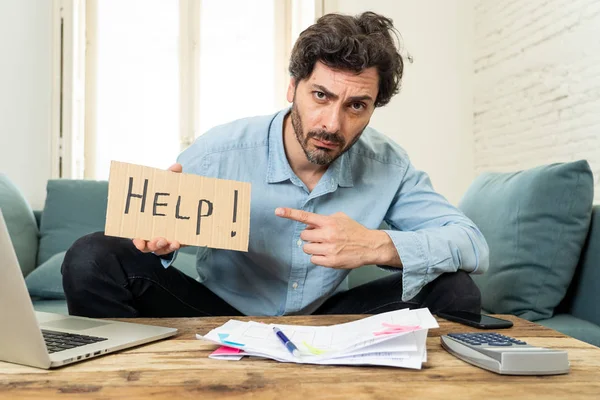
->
[[41, 329, 108, 354]]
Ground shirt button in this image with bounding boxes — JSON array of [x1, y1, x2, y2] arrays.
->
[[296, 239, 302, 247], [292, 282, 299, 289]]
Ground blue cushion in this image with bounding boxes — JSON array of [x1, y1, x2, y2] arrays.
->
[[459, 161, 593, 321], [348, 265, 395, 288], [568, 206, 600, 327], [537, 314, 600, 348], [26, 251, 67, 300], [0, 174, 39, 276], [32, 300, 69, 315], [24, 250, 198, 301], [37, 180, 109, 265], [173, 252, 199, 279]]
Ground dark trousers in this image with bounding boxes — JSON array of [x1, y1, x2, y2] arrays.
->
[[61, 232, 481, 318]]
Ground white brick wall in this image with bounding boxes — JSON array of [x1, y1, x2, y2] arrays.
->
[[474, 0, 600, 203]]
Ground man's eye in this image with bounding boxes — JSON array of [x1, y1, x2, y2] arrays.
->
[[351, 102, 365, 111], [314, 91, 326, 100]]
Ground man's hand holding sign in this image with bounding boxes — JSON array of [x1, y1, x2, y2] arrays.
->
[[132, 162, 184, 256], [105, 161, 251, 253], [274, 208, 402, 270]]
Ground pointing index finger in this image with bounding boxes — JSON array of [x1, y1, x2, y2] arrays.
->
[[275, 207, 324, 226]]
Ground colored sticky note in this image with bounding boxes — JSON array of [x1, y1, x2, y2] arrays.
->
[[212, 346, 243, 356], [373, 324, 421, 336], [218, 333, 245, 347]]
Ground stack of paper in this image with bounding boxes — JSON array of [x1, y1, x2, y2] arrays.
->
[[196, 308, 438, 368]]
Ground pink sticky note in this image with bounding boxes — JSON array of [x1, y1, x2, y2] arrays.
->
[[382, 323, 421, 330], [211, 346, 243, 356], [373, 324, 421, 336]]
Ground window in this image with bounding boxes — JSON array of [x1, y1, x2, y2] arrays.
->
[[197, 1, 278, 134], [93, 0, 180, 180], [53, 0, 323, 180]]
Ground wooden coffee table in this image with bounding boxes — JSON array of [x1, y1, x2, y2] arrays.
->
[[0, 315, 599, 399]]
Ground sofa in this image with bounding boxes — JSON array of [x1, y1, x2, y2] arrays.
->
[[1, 159, 598, 347]]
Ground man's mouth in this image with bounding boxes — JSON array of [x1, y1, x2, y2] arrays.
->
[[312, 138, 340, 150]]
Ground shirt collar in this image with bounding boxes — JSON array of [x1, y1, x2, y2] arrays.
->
[[266, 108, 354, 188]]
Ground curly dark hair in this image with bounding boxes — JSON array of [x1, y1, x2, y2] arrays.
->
[[289, 12, 404, 107]]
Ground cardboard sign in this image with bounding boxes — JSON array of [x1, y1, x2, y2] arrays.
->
[[105, 161, 251, 251]]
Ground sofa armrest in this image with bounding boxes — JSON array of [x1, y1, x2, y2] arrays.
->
[[564, 205, 600, 327]]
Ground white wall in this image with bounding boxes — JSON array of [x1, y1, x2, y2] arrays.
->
[[0, 0, 53, 210], [474, 0, 600, 203], [325, 0, 475, 205]]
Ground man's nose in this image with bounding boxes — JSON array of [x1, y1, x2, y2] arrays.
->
[[322, 107, 341, 133]]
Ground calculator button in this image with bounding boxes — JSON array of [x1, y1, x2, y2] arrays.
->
[[447, 333, 527, 347], [511, 340, 527, 345]]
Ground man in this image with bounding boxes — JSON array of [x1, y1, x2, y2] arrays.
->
[[62, 12, 488, 318]]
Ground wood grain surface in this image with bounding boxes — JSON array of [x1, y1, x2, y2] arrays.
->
[[1, 315, 599, 399]]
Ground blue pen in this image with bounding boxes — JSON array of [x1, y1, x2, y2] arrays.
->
[[273, 327, 301, 357]]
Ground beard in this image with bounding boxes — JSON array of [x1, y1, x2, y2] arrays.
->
[[290, 101, 364, 166]]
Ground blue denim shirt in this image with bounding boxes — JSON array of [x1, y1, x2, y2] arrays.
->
[[170, 108, 489, 316]]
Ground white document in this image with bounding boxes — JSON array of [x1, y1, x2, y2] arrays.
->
[[196, 308, 438, 369]]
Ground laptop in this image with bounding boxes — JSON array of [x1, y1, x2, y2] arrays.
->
[[0, 210, 177, 369]]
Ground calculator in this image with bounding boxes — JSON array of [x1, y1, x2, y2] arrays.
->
[[441, 332, 569, 375]]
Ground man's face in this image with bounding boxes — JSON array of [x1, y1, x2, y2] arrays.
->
[[287, 62, 379, 166]]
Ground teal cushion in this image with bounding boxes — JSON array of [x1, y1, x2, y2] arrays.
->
[[348, 266, 395, 288], [25, 250, 198, 301], [568, 206, 600, 327], [26, 251, 67, 299], [459, 160, 593, 321], [172, 252, 199, 279], [0, 174, 39, 276], [37, 180, 109, 265], [32, 300, 69, 315], [537, 314, 600, 348]]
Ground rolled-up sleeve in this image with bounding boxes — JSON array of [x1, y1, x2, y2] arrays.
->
[[156, 250, 178, 269], [382, 160, 489, 301]]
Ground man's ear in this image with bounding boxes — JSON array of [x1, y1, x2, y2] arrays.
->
[[286, 78, 297, 103]]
